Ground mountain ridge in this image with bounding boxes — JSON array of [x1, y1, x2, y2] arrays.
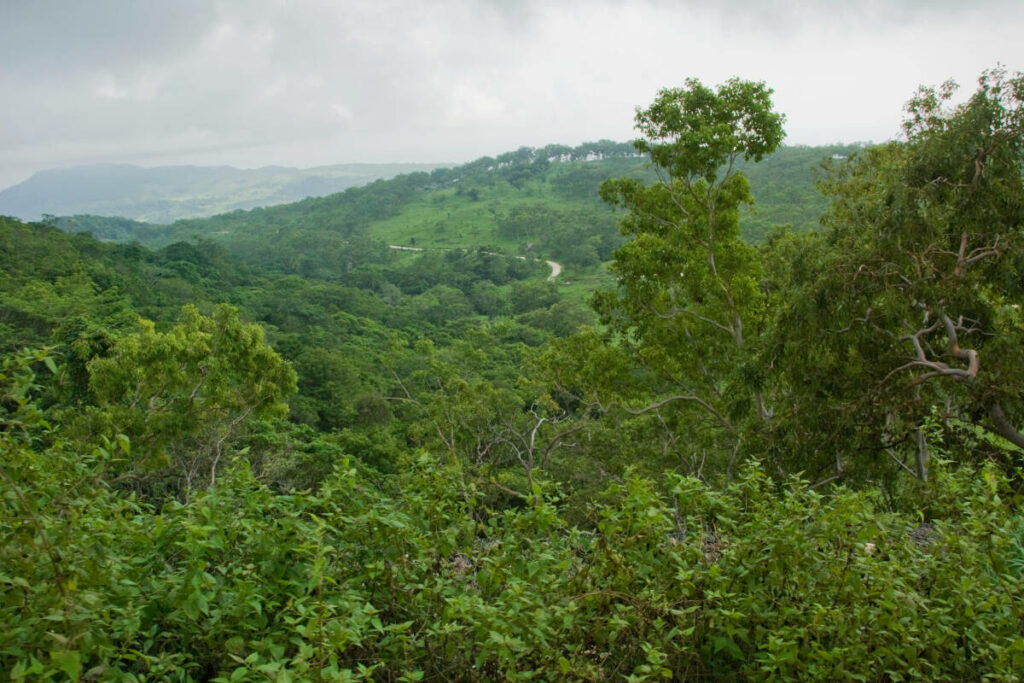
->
[[0, 161, 453, 223]]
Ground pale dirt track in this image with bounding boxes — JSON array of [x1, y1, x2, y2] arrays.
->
[[388, 245, 562, 281]]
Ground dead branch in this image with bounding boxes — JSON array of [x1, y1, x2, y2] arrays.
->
[[484, 478, 528, 500], [808, 451, 843, 490], [885, 447, 921, 478]]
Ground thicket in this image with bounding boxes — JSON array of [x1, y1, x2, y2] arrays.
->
[[3, 352, 1023, 680]]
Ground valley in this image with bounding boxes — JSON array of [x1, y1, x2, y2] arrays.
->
[[2, 72, 1023, 680]]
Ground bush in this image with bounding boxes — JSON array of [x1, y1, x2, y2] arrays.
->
[[5, 406, 1023, 681]]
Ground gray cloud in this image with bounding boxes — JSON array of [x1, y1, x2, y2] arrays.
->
[[1, 0, 217, 75], [1, 0, 1022, 188]]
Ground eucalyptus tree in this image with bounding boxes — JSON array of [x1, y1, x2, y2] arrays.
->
[[561, 78, 786, 474]]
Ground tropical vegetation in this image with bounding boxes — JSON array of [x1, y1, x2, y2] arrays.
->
[[1, 67, 1022, 680]]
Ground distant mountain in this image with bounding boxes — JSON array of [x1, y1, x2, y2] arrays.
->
[[0, 162, 452, 223]]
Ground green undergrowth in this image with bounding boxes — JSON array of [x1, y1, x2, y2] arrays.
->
[[3, 354, 1022, 681]]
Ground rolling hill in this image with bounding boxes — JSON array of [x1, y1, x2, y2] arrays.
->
[[46, 142, 863, 254]]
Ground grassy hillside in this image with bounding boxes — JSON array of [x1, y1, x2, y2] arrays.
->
[[55, 142, 862, 258], [41, 143, 860, 318]]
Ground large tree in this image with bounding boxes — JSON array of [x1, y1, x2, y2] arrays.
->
[[557, 78, 785, 475], [548, 69, 1024, 488], [767, 68, 1024, 484]]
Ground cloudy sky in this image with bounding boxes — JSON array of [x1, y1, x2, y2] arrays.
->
[[1, 0, 1021, 188]]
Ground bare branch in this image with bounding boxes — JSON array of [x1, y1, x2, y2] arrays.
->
[[915, 428, 929, 482], [598, 394, 735, 432], [941, 314, 979, 377], [909, 368, 975, 385], [662, 181, 694, 222], [906, 320, 942, 361], [885, 447, 922, 479], [808, 451, 843, 490], [952, 232, 1001, 277], [883, 316, 980, 385], [988, 403, 1024, 451], [643, 287, 736, 337], [828, 307, 874, 334], [389, 368, 416, 402], [952, 231, 969, 277], [484, 478, 528, 500]]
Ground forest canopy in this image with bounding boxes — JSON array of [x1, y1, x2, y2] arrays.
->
[[1, 69, 1023, 680]]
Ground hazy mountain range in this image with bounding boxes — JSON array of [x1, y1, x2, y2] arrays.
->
[[0, 162, 451, 223]]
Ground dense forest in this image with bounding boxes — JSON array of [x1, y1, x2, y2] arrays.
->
[[2, 68, 1023, 681]]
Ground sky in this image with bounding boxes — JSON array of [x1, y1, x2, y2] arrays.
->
[[1, 0, 1022, 189]]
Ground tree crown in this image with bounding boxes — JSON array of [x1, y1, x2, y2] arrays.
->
[[633, 77, 786, 183]]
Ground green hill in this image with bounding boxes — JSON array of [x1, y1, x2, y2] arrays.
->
[[53, 142, 862, 257]]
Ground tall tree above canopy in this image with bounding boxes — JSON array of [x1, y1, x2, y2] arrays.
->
[[566, 78, 785, 471], [632, 77, 786, 181]]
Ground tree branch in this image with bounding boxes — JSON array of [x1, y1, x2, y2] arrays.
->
[[988, 403, 1024, 451], [940, 314, 979, 377], [598, 394, 735, 432], [484, 478, 528, 500], [885, 447, 921, 479]]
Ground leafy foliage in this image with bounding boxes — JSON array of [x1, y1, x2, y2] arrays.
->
[[3, 69, 1024, 681], [765, 67, 1024, 483], [71, 304, 297, 495], [4, 361, 1023, 679]]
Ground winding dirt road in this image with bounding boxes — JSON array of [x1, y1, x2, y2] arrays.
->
[[388, 245, 562, 281]]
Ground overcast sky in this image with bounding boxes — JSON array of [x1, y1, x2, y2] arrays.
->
[[1, 0, 1021, 188]]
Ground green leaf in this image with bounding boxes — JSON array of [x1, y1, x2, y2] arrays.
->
[[50, 650, 81, 680], [183, 588, 209, 620]]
